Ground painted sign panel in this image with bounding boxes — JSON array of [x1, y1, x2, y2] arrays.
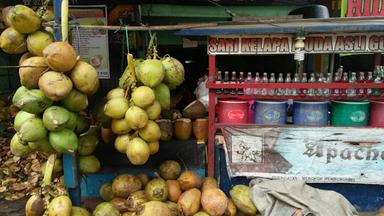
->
[[222, 126, 384, 184], [69, 5, 111, 79], [341, 0, 384, 17], [208, 33, 384, 55]]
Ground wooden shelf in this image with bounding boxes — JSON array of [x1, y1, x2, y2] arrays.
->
[[215, 94, 384, 100], [207, 82, 384, 89]]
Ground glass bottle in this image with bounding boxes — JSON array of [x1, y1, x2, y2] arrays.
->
[[366, 71, 373, 96], [323, 73, 332, 97], [285, 73, 292, 96], [254, 72, 261, 96], [230, 71, 237, 95], [357, 72, 365, 97], [261, 72, 268, 96], [308, 73, 316, 97], [277, 73, 285, 96], [373, 66, 382, 96], [301, 73, 307, 96], [341, 72, 349, 97], [268, 72, 276, 96], [348, 72, 357, 97], [215, 71, 222, 94], [244, 72, 253, 96], [292, 73, 300, 96], [238, 71, 244, 95], [223, 71, 230, 94], [316, 73, 324, 97], [332, 73, 341, 97]]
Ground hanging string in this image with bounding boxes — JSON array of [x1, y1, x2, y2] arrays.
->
[[124, 25, 130, 54], [75, 23, 81, 56]]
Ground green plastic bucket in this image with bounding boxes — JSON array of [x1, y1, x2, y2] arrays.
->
[[331, 100, 370, 126]]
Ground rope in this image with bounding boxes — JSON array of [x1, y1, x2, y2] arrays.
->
[[124, 25, 130, 54]]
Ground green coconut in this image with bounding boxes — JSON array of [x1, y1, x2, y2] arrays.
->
[[125, 106, 148, 130], [138, 120, 161, 142], [14, 110, 35, 132], [229, 185, 257, 215], [111, 118, 131, 135], [114, 134, 131, 154], [145, 100, 161, 120], [27, 30, 53, 56], [43, 42, 78, 72], [137, 59, 165, 87], [93, 202, 120, 216], [0, 27, 27, 54], [43, 106, 70, 131], [106, 88, 125, 100], [70, 61, 100, 96], [71, 206, 91, 216], [75, 114, 90, 135], [12, 88, 52, 114], [78, 133, 99, 156], [99, 182, 114, 201], [19, 56, 49, 89], [132, 86, 155, 108], [159, 160, 181, 180], [104, 97, 129, 119], [145, 178, 168, 201], [61, 89, 88, 112], [18, 117, 47, 142], [65, 111, 78, 130], [38, 71, 73, 101], [49, 129, 78, 153], [79, 155, 101, 174], [10, 133, 32, 156], [126, 137, 150, 165], [154, 83, 170, 111], [162, 57, 185, 87], [28, 137, 56, 156], [48, 195, 72, 216], [6, 5, 41, 33]]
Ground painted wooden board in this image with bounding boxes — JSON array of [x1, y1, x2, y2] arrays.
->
[[222, 126, 384, 184]]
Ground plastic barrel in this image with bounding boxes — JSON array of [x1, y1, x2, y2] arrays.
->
[[217, 100, 249, 124], [253, 100, 287, 125], [331, 100, 370, 126], [293, 101, 329, 126], [369, 100, 384, 127]]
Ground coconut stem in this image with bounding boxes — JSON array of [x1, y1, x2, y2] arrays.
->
[[61, 0, 69, 42], [42, 154, 56, 186]]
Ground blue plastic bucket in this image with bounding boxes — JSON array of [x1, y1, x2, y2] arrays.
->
[[253, 100, 287, 125], [293, 101, 329, 126]]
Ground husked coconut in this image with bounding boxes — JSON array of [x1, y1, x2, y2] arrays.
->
[[43, 42, 78, 72], [201, 188, 228, 216], [0, 27, 27, 54], [38, 71, 73, 101], [70, 61, 100, 96], [27, 30, 53, 56], [19, 57, 48, 89], [177, 188, 201, 216], [126, 137, 150, 165]]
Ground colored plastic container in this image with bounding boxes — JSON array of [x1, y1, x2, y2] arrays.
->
[[331, 100, 370, 126], [293, 101, 329, 126], [369, 100, 384, 127], [217, 100, 249, 124], [253, 100, 287, 125]]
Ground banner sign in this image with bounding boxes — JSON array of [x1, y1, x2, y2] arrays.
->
[[341, 0, 384, 17], [69, 5, 111, 79], [222, 126, 384, 184], [208, 33, 384, 55]]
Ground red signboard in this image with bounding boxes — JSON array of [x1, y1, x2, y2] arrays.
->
[[343, 0, 384, 17]]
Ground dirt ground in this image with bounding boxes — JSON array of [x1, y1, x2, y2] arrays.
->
[[0, 198, 26, 216]]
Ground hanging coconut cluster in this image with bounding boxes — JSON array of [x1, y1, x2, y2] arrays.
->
[[102, 33, 185, 165], [94, 160, 256, 216]]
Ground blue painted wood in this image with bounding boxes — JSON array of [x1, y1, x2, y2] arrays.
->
[[176, 18, 384, 36], [216, 143, 384, 212]]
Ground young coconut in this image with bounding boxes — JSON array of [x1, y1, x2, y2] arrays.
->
[[132, 86, 155, 108], [0, 27, 27, 54], [14, 110, 35, 132], [166, 180, 182, 202], [162, 56, 185, 88], [79, 155, 101, 174], [104, 97, 129, 119], [159, 160, 181, 180], [38, 71, 73, 101], [27, 30, 53, 56], [13, 88, 53, 114], [10, 133, 32, 157], [225, 199, 237, 216], [106, 88, 125, 100], [48, 195, 72, 216], [99, 182, 114, 202], [229, 185, 258, 215], [43, 42, 78, 72], [19, 52, 34, 65], [61, 89, 88, 112], [18, 117, 47, 142], [146, 100, 161, 120], [178, 170, 202, 191], [125, 106, 148, 130], [177, 188, 201, 216], [19, 56, 49, 89], [28, 137, 56, 156], [114, 134, 131, 154], [154, 83, 170, 111], [49, 128, 78, 153], [71, 206, 91, 216], [6, 5, 41, 33], [145, 178, 168, 201], [42, 106, 70, 131], [126, 137, 150, 165], [127, 190, 147, 212], [201, 188, 229, 216], [93, 202, 120, 216], [111, 118, 131, 135], [111, 174, 142, 198], [136, 201, 171, 216], [138, 120, 161, 142], [137, 59, 165, 88], [78, 133, 99, 156], [70, 61, 100, 96], [148, 141, 159, 155]]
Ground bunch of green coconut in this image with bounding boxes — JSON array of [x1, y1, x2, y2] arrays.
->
[[93, 160, 258, 216], [102, 50, 185, 165], [0, 5, 54, 55]]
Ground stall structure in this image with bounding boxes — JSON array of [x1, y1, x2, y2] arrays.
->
[[178, 17, 384, 211]]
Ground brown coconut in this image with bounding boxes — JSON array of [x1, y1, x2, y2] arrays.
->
[[110, 197, 130, 213], [201, 188, 229, 216], [182, 100, 206, 119], [38, 71, 73, 101], [43, 42, 78, 72], [166, 180, 182, 202], [2, 7, 12, 27], [135, 173, 149, 187], [137, 201, 171, 216], [177, 188, 201, 216], [19, 52, 34, 65], [19, 57, 48, 89], [111, 174, 142, 198], [70, 61, 100, 96], [159, 160, 181, 180], [127, 190, 147, 212], [178, 170, 202, 191], [201, 177, 219, 192], [225, 199, 237, 216]]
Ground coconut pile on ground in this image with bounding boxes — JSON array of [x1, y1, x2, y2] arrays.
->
[[93, 160, 259, 216], [100, 41, 185, 165]]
